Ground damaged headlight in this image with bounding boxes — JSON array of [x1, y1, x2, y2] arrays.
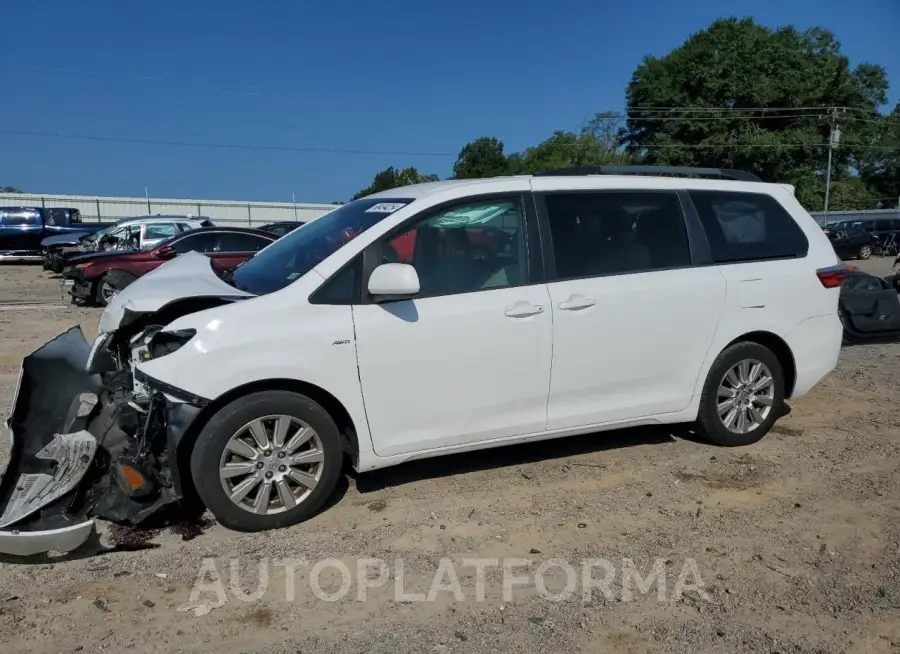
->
[[144, 329, 197, 361]]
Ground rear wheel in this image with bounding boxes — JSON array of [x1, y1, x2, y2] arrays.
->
[[858, 244, 872, 260], [695, 342, 785, 447], [190, 391, 343, 532]]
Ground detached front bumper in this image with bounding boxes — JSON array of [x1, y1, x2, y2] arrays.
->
[[63, 269, 94, 302], [0, 328, 201, 556]]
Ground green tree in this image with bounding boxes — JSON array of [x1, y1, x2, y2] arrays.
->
[[518, 113, 634, 174], [0, 186, 22, 193], [352, 166, 439, 200], [452, 137, 513, 179], [622, 18, 888, 209], [857, 102, 900, 206]]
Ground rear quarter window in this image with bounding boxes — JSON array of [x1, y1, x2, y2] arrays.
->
[[689, 191, 809, 263]]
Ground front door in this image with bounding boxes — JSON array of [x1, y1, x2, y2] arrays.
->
[[533, 188, 726, 430], [352, 195, 553, 457]]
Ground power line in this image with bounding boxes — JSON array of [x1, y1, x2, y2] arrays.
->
[[5, 65, 893, 118], [1, 128, 896, 155], [0, 129, 456, 157]]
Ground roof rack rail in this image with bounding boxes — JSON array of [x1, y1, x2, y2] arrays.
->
[[533, 165, 762, 182]]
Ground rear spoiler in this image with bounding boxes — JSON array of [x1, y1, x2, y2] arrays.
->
[[780, 184, 796, 196]]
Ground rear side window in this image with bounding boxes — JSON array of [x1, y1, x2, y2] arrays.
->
[[689, 191, 808, 263], [144, 223, 179, 241], [218, 232, 272, 252], [543, 191, 691, 279]]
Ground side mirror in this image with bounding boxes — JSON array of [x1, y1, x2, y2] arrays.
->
[[367, 263, 420, 302], [156, 245, 176, 259]]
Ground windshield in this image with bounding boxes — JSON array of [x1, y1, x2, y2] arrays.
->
[[231, 198, 413, 295]]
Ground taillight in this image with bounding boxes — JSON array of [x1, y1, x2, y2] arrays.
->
[[816, 265, 846, 288]]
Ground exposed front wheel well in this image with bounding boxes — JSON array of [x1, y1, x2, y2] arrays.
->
[[176, 378, 359, 469], [724, 331, 797, 398]]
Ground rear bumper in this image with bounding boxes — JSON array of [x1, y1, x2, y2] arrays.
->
[[784, 313, 843, 398]]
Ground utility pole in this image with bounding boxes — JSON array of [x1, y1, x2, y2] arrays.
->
[[823, 108, 841, 215]]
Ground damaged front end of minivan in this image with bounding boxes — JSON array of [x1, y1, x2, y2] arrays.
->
[[0, 312, 218, 557]]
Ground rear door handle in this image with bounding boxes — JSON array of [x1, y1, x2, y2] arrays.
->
[[558, 295, 596, 311], [505, 301, 544, 318]]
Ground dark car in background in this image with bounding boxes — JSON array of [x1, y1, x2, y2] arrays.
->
[[825, 222, 880, 260], [63, 226, 276, 305], [0, 206, 112, 262], [259, 220, 304, 237]]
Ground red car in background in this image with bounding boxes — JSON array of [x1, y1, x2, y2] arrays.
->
[[63, 226, 277, 306]]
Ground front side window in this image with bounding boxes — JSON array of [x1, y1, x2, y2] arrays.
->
[[378, 198, 527, 298], [172, 232, 221, 254], [690, 191, 809, 263], [218, 232, 272, 252], [231, 197, 413, 295], [543, 191, 691, 279]]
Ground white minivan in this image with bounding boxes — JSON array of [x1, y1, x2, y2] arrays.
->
[[0, 166, 844, 553]]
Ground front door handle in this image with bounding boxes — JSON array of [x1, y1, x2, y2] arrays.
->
[[558, 295, 596, 311], [505, 301, 544, 318]]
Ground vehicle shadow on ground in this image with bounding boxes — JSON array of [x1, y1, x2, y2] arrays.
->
[[353, 424, 686, 494]]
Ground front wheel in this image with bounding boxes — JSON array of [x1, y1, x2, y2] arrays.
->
[[695, 342, 785, 447], [858, 244, 872, 260], [94, 270, 136, 306], [190, 391, 344, 532]]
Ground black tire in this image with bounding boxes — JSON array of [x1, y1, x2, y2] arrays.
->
[[695, 341, 786, 447], [858, 244, 872, 260], [190, 390, 343, 532], [94, 270, 136, 306]]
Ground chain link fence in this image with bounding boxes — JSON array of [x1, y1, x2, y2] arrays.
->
[[0, 193, 339, 227]]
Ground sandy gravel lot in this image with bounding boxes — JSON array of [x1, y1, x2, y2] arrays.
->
[[0, 261, 899, 653]]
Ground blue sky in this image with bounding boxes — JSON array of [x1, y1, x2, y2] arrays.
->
[[1, 0, 897, 204]]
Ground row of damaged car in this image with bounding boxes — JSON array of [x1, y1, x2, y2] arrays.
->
[[37, 216, 304, 306]]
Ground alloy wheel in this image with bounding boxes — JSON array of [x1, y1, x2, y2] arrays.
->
[[218, 415, 325, 515], [100, 281, 118, 303], [716, 359, 775, 434]]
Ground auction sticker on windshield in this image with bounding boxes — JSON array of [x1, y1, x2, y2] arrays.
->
[[365, 202, 407, 213]]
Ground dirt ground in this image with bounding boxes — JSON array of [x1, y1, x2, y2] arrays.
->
[[0, 260, 899, 654]]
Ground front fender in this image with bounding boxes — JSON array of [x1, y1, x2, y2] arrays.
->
[[137, 356, 374, 455]]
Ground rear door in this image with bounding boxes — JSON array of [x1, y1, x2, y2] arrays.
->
[[532, 185, 726, 430]]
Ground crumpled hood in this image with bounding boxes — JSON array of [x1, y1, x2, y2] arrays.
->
[[41, 232, 92, 248], [99, 251, 254, 333]]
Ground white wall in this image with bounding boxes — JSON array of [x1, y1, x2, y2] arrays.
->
[[0, 193, 339, 227]]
